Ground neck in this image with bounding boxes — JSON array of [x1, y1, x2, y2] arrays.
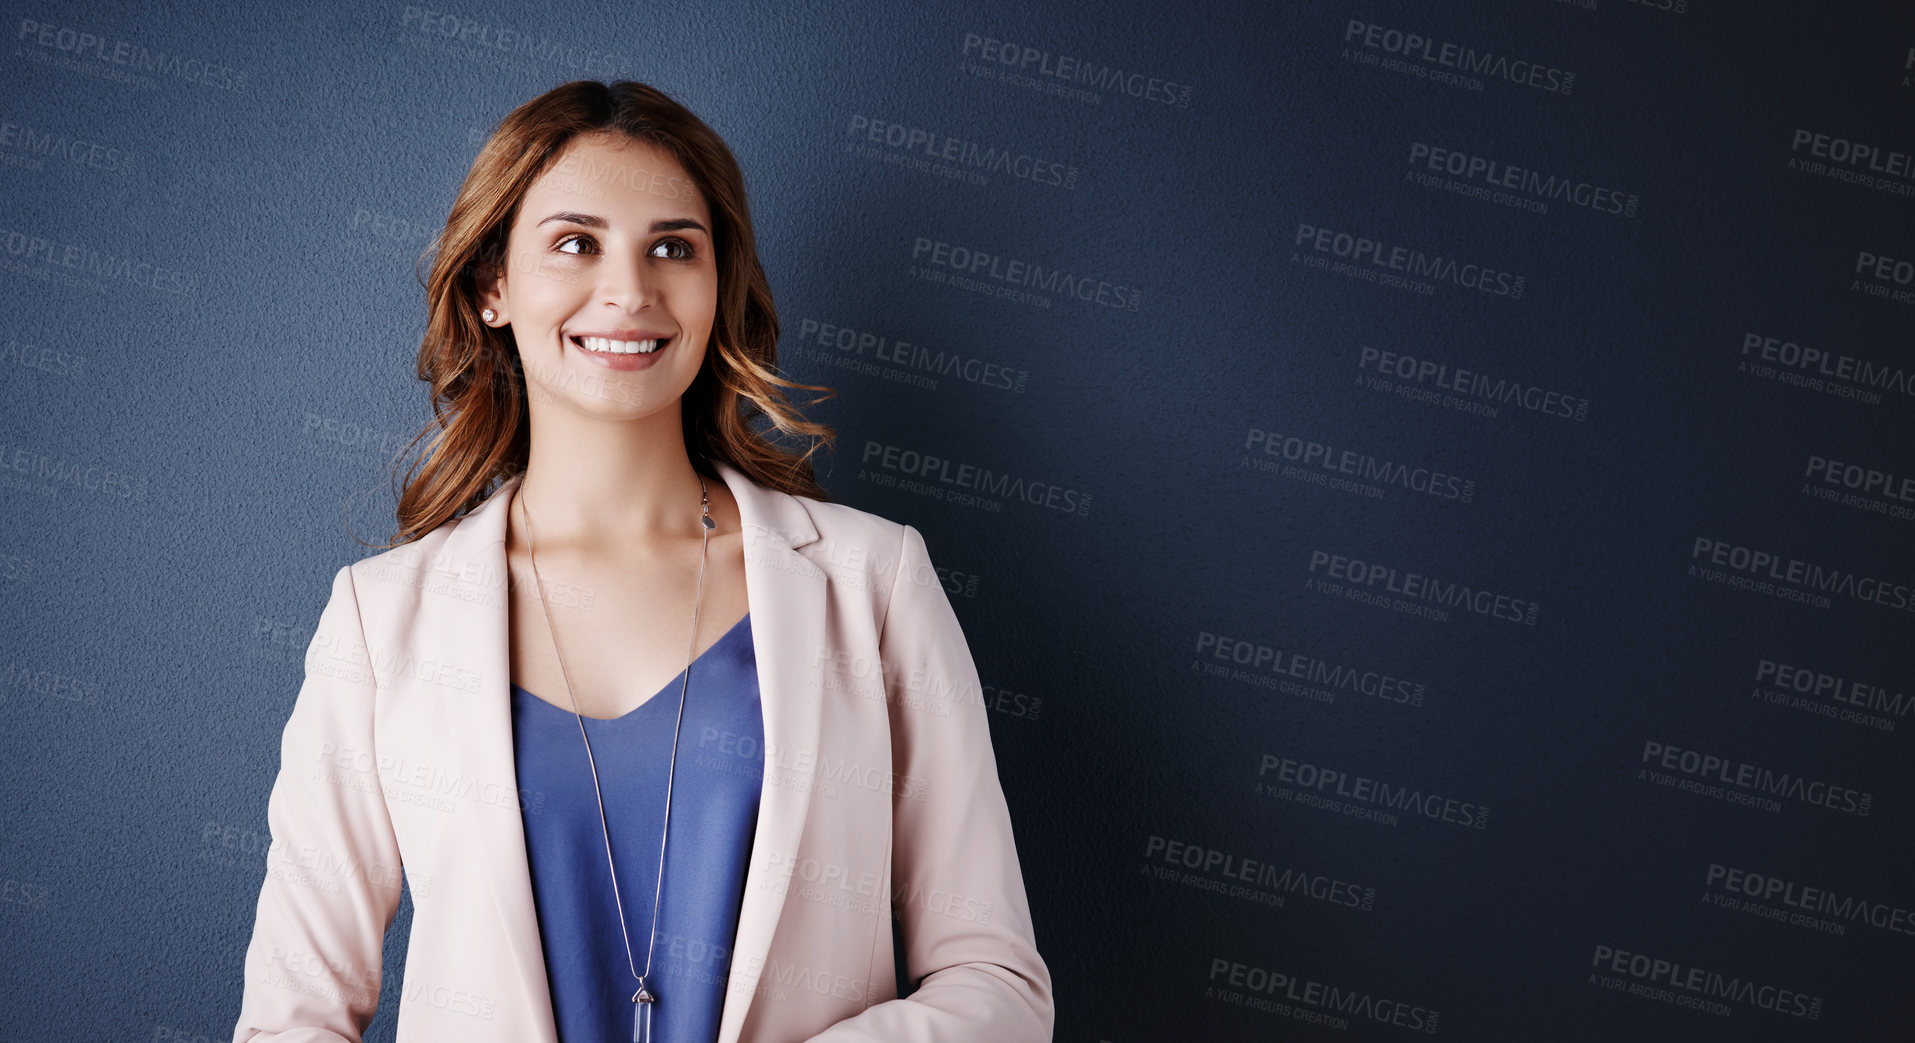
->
[[514, 398, 707, 550]]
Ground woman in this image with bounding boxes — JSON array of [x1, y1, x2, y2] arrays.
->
[[232, 80, 1052, 1043]]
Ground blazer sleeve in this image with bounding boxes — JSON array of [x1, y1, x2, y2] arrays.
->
[[233, 564, 404, 1042], [807, 523, 1055, 1042]]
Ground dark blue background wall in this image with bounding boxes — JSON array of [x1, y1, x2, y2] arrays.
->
[[3, 1, 1912, 1040]]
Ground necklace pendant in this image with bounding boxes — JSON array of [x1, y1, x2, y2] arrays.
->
[[633, 986, 655, 1043]]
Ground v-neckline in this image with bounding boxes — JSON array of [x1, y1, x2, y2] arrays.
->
[[511, 611, 752, 723]]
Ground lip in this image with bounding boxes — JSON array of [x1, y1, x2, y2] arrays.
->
[[570, 327, 673, 340], [567, 329, 674, 371]]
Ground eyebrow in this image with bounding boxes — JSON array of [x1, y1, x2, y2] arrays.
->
[[536, 211, 709, 235]]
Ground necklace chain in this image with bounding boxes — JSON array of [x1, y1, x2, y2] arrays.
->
[[518, 475, 713, 1008]]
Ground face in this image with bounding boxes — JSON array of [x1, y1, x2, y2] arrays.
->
[[479, 132, 718, 420]]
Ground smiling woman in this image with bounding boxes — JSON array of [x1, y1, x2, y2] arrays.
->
[[231, 81, 1054, 1043], [493, 146, 718, 379], [393, 80, 834, 537]]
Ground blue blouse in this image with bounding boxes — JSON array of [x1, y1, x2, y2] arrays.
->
[[510, 611, 763, 1043]]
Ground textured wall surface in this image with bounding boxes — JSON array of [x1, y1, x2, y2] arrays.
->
[[3, 1, 1912, 1040]]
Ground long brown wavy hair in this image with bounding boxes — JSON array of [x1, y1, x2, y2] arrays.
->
[[369, 80, 835, 549]]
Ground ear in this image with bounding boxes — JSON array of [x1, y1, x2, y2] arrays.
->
[[473, 258, 507, 323]]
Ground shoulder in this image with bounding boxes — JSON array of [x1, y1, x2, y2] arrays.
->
[[795, 492, 909, 543], [776, 491, 963, 626], [758, 487, 950, 605], [348, 515, 463, 575], [332, 508, 486, 614], [715, 460, 923, 567], [792, 489, 938, 564]]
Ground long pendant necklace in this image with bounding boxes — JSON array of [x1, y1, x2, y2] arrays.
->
[[519, 474, 715, 1043]]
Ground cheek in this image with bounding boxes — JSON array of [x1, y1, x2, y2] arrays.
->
[[672, 275, 719, 333], [526, 264, 586, 303], [698, 272, 721, 322]]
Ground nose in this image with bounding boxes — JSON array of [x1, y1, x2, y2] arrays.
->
[[594, 244, 658, 312]]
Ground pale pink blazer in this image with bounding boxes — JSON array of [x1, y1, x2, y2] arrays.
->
[[232, 461, 1053, 1041]]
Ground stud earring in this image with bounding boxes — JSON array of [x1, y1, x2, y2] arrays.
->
[[481, 309, 497, 323]]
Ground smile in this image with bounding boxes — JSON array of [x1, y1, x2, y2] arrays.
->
[[572, 335, 668, 356]]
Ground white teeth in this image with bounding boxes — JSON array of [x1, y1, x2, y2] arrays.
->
[[577, 335, 662, 355]]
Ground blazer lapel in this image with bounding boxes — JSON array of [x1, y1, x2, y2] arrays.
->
[[423, 463, 826, 1043], [711, 460, 827, 1043], [433, 472, 554, 1040]]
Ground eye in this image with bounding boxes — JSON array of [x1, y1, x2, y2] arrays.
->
[[555, 233, 598, 255], [651, 237, 696, 261]]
